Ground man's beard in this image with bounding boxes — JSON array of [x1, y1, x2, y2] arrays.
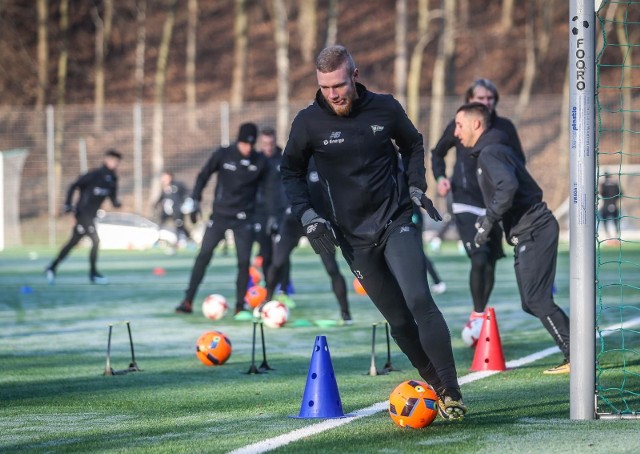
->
[[330, 97, 353, 117]]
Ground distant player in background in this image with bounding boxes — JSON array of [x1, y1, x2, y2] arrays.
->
[[175, 123, 272, 315], [253, 127, 289, 281], [264, 158, 353, 324], [45, 149, 122, 285], [154, 170, 191, 247], [599, 172, 622, 238], [454, 102, 570, 374], [431, 78, 525, 326]]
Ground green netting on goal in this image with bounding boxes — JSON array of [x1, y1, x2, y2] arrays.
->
[[595, 1, 640, 416]]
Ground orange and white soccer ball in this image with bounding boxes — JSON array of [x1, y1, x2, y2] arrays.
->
[[259, 300, 289, 328], [245, 285, 267, 308], [202, 294, 228, 320], [388, 380, 438, 429], [195, 330, 232, 366], [461, 317, 484, 347]]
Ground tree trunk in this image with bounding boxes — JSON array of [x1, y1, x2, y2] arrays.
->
[[230, 0, 248, 108], [407, 0, 433, 123], [513, 1, 536, 123], [135, 0, 146, 103], [273, 0, 290, 145], [36, 0, 48, 110], [298, 0, 316, 64], [186, 0, 198, 131], [394, 0, 407, 107], [150, 0, 177, 211], [615, 5, 633, 169], [501, 0, 513, 31], [325, 0, 338, 47], [90, 0, 112, 134], [54, 0, 69, 214]]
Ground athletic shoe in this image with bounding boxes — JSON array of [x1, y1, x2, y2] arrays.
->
[[175, 300, 193, 314], [45, 268, 56, 285], [431, 282, 447, 295], [233, 310, 253, 321], [90, 273, 109, 285], [543, 359, 570, 375], [341, 311, 353, 326], [428, 237, 442, 252], [437, 388, 467, 421], [276, 294, 296, 309], [468, 310, 485, 321]]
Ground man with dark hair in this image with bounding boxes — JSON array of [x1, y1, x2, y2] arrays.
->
[[431, 78, 525, 330], [454, 102, 570, 375], [281, 45, 466, 420], [175, 122, 272, 315], [46, 149, 122, 285]]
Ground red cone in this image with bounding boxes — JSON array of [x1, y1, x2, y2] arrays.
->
[[470, 307, 506, 371]]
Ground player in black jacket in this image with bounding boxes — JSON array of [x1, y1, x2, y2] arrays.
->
[[154, 170, 191, 247], [281, 45, 466, 420], [454, 103, 570, 375], [45, 149, 122, 284], [176, 123, 272, 315], [264, 158, 353, 323], [431, 79, 524, 327]]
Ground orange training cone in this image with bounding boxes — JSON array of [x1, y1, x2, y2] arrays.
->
[[470, 307, 506, 371]]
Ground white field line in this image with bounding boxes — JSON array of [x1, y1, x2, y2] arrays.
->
[[228, 316, 640, 454]]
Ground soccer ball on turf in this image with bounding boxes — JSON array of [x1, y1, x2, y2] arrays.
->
[[195, 330, 232, 366], [388, 380, 438, 429], [245, 285, 267, 308], [202, 294, 228, 320], [461, 317, 484, 348], [259, 300, 289, 328]]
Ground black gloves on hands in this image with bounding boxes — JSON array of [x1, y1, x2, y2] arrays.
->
[[302, 209, 338, 255], [474, 215, 494, 247], [63, 204, 74, 214], [409, 186, 442, 221], [189, 199, 201, 224]]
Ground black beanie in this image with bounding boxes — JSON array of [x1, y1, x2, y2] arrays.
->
[[237, 122, 258, 145]]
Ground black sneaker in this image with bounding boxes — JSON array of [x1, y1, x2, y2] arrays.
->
[[175, 300, 193, 314], [437, 388, 467, 421], [90, 273, 109, 284], [341, 311, 353, 326]]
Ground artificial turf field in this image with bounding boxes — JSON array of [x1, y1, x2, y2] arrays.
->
[[1, 241, 639, 453]]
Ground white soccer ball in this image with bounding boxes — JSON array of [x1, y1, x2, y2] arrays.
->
[[461, 318, 484, 348], [202, 294, 228, 320], [259, 300, 289, 328]]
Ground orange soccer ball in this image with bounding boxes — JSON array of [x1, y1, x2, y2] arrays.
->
[[353, 277, 367, 296], [388, 380, 438, 429], [195, 331, 232, 366], [249, 266, 263, 286], [245, 285, 267, 308]]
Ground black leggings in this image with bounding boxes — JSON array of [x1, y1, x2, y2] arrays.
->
[[342, 222, 459, 392], [50, 220, 100, 275]]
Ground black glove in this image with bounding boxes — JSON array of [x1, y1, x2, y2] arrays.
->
[[302, 209, 338, 255], [474, 216, 494, 247], [112, 200, 122, 209], [63, 204, 74, 214], [189, 200, 201, 224], [409, 186, 442, 221]]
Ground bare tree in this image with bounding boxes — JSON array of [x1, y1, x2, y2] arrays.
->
[[230, 0, 248, 108], [298, 0, 316, 63], [150, 0, 177, 210], [407, 0, 436, 123], [36, 0, 48, 110], [394, 0, 407, 106], [615, 5, 634, 168], [273, 0, 290, 144], [428, 0, 455, 149], [54, 0, 69, 216], [91, 0, 113, 133], [501, 0, 513, 31], [186, 0, 198, 131], [325, 0, 338, 47], [513, 1, 536, 123], [134, 0, 146, 103]]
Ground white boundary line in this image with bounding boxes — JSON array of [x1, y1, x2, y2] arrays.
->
[[228, 317, 640, 454]]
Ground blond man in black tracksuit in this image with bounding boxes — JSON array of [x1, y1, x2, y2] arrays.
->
[[454, 102, 570, 375], [281, 45, 466, 420]]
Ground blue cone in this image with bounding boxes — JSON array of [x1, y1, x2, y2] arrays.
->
[[293, 335, 348, 419]]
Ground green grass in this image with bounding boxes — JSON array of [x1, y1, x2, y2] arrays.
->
[[1, 242, 638, 453]]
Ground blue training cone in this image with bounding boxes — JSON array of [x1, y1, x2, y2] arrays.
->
[[292, 335, 350, 419]]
